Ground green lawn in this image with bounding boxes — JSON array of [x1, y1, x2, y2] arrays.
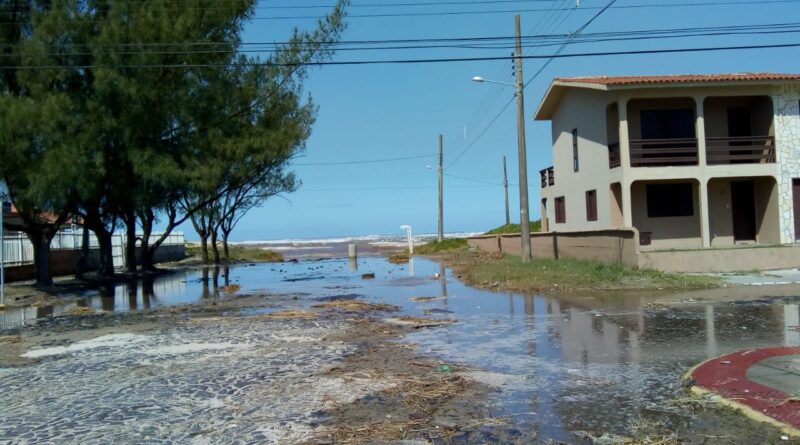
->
[[458, 253, 720, 292]]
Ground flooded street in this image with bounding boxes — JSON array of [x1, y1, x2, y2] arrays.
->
[[3, 256, 800, 443]]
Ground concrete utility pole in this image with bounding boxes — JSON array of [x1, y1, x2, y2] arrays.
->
[[503, 156, 510, 225], [514, 15, 532, 262], [438, 134, 444, 243]]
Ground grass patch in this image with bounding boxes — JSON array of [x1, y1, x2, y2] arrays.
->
[[484, 220, 542, 235], [453, 252, 720, 292], [414, 238, 468, 254]]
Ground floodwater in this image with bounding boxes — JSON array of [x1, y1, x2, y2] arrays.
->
[[4, 255, 800, 442]]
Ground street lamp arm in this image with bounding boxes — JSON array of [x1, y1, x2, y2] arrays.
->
[[471, 76, 515, 87]]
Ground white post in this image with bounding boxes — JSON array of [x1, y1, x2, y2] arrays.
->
[[1, 202, 6, 307], [400, 225, 413, 254]]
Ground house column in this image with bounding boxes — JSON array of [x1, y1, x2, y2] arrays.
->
[[694, 95, 707, 166], [622, 180, 633, 227], [617, 96, 631, 169], [698, 179, 711, 247]]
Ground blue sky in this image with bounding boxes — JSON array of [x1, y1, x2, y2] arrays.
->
[[194, 0, 799, 241]]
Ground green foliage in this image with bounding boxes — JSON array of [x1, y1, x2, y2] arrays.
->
[[484, 221, 542, 235], [0, 0, 349, 277], [415, 238, 469, 254], [465, 255, 721, 291]]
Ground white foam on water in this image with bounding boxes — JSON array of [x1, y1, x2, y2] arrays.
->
[[142, 342, 251, 356], [22, 333, 149, 358]]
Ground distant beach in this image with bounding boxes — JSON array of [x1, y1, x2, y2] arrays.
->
[[231, 232, 480, 260]]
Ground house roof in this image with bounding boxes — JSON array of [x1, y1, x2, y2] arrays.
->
[[553, 72, 800, 86], [534, 72, 800, 120]]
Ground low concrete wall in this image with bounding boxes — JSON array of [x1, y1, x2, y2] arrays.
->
[[467, 229, 639, 267], [467, 230, 800, 272], [638, 245, 800, 273], [5, 244, 186, 282]]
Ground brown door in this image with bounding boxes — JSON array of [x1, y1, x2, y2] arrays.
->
[[793, 179, 800, 241], [731, 180, 756, 241]]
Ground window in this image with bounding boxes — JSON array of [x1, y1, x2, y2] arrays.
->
[[572, 128, 579, 172], [555, 196, 566, 224], [585, 190, 597, 221], [640, 109, 695, 139], [646, 183, 694, 218]]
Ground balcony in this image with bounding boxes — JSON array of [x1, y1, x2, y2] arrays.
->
[[540, 166, 554, 188], [706, 135, 775, 165], [629, 138, 698, 167]]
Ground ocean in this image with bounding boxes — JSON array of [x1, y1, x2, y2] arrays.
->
[[230, 232, 480, 260]]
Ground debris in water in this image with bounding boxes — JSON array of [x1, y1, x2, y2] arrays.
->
[[362, 273, 376, 279], [64, 306, 96, 316], [411, 296, 438, 302], [221, 284, 241, 294], [312, 300, 398, 312], [264, 310, 317, 319], [384, 316, 455, 328], [436, 364, 454, 373]]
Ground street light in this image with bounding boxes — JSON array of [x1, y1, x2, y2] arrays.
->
[[471, 76, 514, 87], [470, 16, 532, 262]]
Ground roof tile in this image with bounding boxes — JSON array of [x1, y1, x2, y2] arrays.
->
[[554, 72, 800, 85]]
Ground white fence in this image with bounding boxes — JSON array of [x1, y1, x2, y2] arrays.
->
[[1, 231, 185, 268]]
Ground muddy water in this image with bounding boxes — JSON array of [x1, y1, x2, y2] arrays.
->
[[4, 256, 800, 442]]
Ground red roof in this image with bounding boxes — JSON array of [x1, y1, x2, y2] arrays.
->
[[554, 72, 800, 86]]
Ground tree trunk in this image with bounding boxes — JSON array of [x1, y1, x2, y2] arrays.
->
[[29, 231, 53, 286], [94, 228, 115, 277], [210, 229, 220, 264], [200, 234, 210, 264], [75, 224, 90, 280], [222, 231, 230, 262], [124, 209, 137, 273], [139, 209, 155, 271]]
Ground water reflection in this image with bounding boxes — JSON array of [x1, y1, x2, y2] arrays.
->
[[4, 257, 800, 441]]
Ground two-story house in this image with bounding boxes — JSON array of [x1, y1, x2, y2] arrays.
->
[[535, 73, 800, 252]]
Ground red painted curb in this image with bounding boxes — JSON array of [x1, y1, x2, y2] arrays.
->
[[691, 347, 800, 429]]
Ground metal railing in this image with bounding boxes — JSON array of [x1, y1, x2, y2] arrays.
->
[[539, 166, 555, 188], [1, 231, 184, 268]]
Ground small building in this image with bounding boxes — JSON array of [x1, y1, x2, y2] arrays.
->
[[534, 73, 800, 253]]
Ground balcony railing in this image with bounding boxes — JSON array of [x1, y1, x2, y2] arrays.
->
[[540, 166, 554, 188], [629, 138, 698, 167], [706, 135, 775, 165], [608, 143, 621, 168]]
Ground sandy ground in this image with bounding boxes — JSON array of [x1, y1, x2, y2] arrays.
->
[[0, 290, 528, 445]]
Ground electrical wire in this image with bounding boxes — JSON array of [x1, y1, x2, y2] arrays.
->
[[293, 154, 435, 166]]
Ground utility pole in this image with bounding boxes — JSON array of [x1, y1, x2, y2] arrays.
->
[[438, 134, 444, 243], [503, 156, 510, 225], [514, 15, 532, 262]]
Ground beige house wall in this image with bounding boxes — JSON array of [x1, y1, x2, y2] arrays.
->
[[538, 82, 796, 250], [754, 177, 781, 244], [637, 245, 800, 273], [630, 180, 702, 249], [542, 88, 621, 232]]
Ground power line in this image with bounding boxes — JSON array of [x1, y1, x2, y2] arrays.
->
[[293, 154, 434, 166], [447, 0, 615, 169], [232, 0, 800, 20], [1, 0, 797, 22], [6, 41, 800, 69], [2, 21, 798, 50], [443, 173, 503, 185]]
